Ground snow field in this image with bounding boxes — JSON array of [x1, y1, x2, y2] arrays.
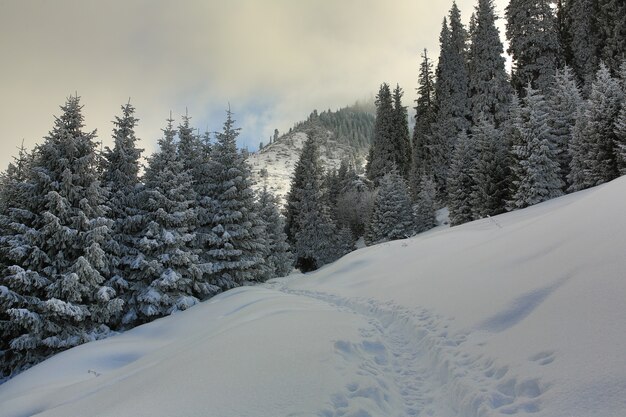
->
[[2, 176, 626, 416]]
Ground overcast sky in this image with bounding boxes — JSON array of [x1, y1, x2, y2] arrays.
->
[[0, 0, 509, 171]]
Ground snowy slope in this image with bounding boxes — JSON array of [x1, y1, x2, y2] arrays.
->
[[2, 178, 626, 417], [248, 129, 366, 206]]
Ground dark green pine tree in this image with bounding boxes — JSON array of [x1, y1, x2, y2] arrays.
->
[[468, 0, 513, 126], [366, 83, 396, 184], [411, 49, 436, 198], [203, 110, 268, 287], [506, 0, 562, 94]]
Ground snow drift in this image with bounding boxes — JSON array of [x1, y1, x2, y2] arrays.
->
[[1, 177, 626, 417]]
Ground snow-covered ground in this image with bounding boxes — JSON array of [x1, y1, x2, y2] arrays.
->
[[2, 177, 626, 417]]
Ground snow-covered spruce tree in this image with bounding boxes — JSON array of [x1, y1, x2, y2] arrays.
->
[[562, 0, 598, 91], [391, 85, 412, 180], [616, 62, 626, 172], [413, 175, 436, 233], [335, 179, 376, 239], [510, 86, 564, 209], [615, 101, 626, 174], [430, 3, 471, 197], [547, 66, 583, 188], [102, 102, 143, 313], [2, 96, 123, 375], [257, 186, 293, 279], [411, 49, 436, 198], [177, 110, 203, 176], [470, 116, 510, 218], [285, 134, 319, 243], [202, 110, 267, 286], [289, 137, 347, 271], [567, 102, 592, 191], [468, 0, 513, 126], [580, 63, 624, 186], [130, 117, 206, 323], [447, 131, 478, 225], [506, 0, 561, 94], [0, 145, 45, 377], [365, 170, 416, 245], [189, 128, 219, 289], [366, 83, 396, 184], [503, 94, 525, 210], [595, 0, 626, 75]]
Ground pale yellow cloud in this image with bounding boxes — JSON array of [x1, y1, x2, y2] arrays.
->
[[0, 0, 509, 170]]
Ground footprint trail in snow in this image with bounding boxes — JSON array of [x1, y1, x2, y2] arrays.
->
[[270, 282, 551, 417]]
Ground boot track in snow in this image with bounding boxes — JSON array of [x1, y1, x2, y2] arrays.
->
[[270, 282, 550, 417]]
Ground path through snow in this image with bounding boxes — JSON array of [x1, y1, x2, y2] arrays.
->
[[269, 280, 550, 417]]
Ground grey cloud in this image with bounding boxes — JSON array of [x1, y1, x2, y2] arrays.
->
[[0, 0, 508, 170]]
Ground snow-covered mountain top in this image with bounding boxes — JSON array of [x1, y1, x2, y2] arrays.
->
[[2, 177, 626, 417], [248, 109, 372, 206]]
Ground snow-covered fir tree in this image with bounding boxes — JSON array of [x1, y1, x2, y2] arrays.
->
[[567, 102, 592, 191], [431, 3, 471, 197], [506, 0, 561, 93], [470, 116, 510, 218], [413, 175, 436, 233], [366, 83, 396, 184], [285, 134, 320, 244], [595, 0, 626, 75], [290, 137, 348, 271], [202, 110, 268, 286], [391, 85, 412, 180], [365, 170, 416, 245], [503, 94, 525, 209], [1, 96, 123, 376], [0, 144, 42, 377], [176, 110, 203, 176], [615, 100, 626, 174], [561, 0, 598, 91], [468, 0, 513, 125], [257, 186, 293, 279], [511, 86, 564, 209], [335, 178, 376, 239], [411, 49, 436, 198], [578, 63, 624, 186], [102, 102, 143, 314], [547, 66, 583, 188], [447, 131, 478, 225], [130, 116, 205, 323]]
